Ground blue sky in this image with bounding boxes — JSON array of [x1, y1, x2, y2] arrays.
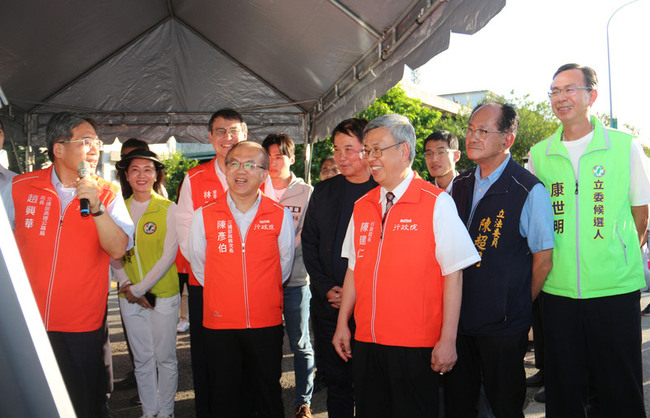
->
[[418, 0, 650, 138]]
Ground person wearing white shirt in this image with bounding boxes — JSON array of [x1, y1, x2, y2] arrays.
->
[[174, 108, 275, 416], [332, 114, 479, 416], [423, 129, 461, 193], [188, 142, 295, 417]]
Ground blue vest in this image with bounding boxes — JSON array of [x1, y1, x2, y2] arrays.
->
[[452, 158, 540, 336]]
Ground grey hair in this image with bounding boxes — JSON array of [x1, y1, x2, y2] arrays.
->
[[363, 114, 416, 162]]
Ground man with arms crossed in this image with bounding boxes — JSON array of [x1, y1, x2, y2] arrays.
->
[[333, 114, 479, 416]]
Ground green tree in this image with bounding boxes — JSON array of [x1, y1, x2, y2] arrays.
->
[[161, 150, 198, 202], [293, 140, 334, 182], [506, 93, 560, 165], [355, 86, 560, 174]]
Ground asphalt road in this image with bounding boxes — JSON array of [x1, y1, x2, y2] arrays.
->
[[107, 290, 650, 417]]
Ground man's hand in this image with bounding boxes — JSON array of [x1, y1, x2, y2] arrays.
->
[[76, 176, 101, 212], [326, 285, 343, 309], [332, 324, 352, 362], [430, 338, 457, 374]]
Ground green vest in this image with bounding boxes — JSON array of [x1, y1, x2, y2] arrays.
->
[[121, 193, 180, 298], [530, 117, 644, 299]]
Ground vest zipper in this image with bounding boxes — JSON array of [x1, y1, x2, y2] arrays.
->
[[45, 205, 68, 329], [241, 241, 251, 329], [372, 208, 390, 342], [575, 178, 581, 298]]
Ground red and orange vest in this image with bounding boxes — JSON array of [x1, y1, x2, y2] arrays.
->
[[12, 166, 120, 332], [353, 178, 444, 347], [202, 194, 286, 329], [186, 158, 225, 285]]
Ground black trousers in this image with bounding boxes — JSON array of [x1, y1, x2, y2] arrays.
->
[[444, 332, 528, 418], [352, 341, 440, 417], [48, 327, 105, 417], [101, 304, 113, 397], [204, 325, 284, 418], [188, 284, 211, 417], [312, 310, 355, 417], [543, 291, 645, 418], [532, 294, 545, 371]]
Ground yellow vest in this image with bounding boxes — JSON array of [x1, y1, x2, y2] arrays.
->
[[121, 193, 179, 297]]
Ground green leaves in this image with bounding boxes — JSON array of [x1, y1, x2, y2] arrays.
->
[[161, 150, 198, 202]]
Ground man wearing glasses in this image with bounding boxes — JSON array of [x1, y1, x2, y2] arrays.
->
[[332, 114, 479, 416], [1, 112, 134, 417], [187, 141, 295, 416], [529, 64, 650, 416], [445, 102, 554, 416], [423, 129, 461, 193], [176, 108, 275, 416]]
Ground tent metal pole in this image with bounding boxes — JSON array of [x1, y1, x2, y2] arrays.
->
[[305, 114, 314, 184]]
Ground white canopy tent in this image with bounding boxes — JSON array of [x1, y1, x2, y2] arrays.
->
[[0, 0, 504, 154]]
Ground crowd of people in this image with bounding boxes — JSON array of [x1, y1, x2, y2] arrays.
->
[[1, 62, 649, 418]]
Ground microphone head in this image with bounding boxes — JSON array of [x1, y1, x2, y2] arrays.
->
[[78, 161, 91, 178]]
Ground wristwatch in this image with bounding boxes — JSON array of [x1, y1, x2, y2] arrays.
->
[[91, 203, 106, 217]]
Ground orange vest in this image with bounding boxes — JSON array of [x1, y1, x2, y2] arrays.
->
[[202, 194, 285, 329], [187, 158, 225, 285], [12, 166, 120, 332], [353, 178, 444, 347]]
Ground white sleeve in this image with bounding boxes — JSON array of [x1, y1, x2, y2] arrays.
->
[[107, 193, 135, 250], [110, 257, 130, 286], [279, 208, 296, 283], [129, 203, 179, 298], [628, 139, 650, 206], [176, 174, 194, 259], [188, 207, 207, 286], [340, 215, 356, 270], [433, 192, 481, 275], [526, 152, 536, 175]]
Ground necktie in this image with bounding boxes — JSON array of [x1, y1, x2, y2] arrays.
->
[[383, 191, 395, 227]]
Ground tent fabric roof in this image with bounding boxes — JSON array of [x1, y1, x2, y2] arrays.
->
[[0, 0, 504, 146]]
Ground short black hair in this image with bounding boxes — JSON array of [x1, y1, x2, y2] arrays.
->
[[553, 63, 598, 90], [331, 118, 368, 144], [470, 101, 519, 135], [208, 108, 244, 132], [121, 138, 149, 156], [46, 112, 97, 162], [262, 133, 295, 159], [423, 130, 458, 151]]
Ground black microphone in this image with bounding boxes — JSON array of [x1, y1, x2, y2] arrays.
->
[[78, 161, 91, 217]]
